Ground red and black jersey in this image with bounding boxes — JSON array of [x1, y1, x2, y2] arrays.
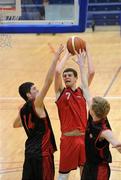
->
[[85, 114, 112, 164], [56, 87, 87, 133], [20, 100, 57, 159]]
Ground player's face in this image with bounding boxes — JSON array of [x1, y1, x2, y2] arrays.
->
[[28, 85, 39, 100], [63, 71, 77, 87]]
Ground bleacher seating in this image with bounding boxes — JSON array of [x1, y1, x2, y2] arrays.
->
[[88, 3, 121, 11], [87, 0, 121, 27], [89, 0, 121, 3], [49, 0, 74, 4]]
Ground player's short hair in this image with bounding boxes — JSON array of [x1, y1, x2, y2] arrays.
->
[[63, 68, 78, 78], [92, 96, 110, 119], [19, 82, 34, 101]]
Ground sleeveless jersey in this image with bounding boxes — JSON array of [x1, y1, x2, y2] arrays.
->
[[85, 114, 112, 164], [20, 100, 57, 159], [56, 87, 87, 133]]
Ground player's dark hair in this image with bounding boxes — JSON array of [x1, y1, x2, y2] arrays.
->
[[63, 68, 78, 78], [19, 82, 34, 101]]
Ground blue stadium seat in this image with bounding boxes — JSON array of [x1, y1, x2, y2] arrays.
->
[[87, 0, 121, 26], [88, 4, 121, 11], [89, 0, 121, 3], [49, 0, 74, 4]]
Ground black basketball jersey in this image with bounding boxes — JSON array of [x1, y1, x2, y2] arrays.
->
[[20, 100, 57, 159], [85, 114, 112, 164]]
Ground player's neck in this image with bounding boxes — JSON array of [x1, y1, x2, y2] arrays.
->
[[66, 84, 76, 91], [92, 116, 101, 122], [71, 84, 76, 91]]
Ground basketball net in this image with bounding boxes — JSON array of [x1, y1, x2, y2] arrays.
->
[[0, 9, 20, 48]]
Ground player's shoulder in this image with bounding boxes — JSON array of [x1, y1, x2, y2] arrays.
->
[[56, 87, 65, 101]]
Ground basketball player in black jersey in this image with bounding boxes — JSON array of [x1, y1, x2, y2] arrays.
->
[[78, 51, 121, 180], [13, 45, 64, 180]]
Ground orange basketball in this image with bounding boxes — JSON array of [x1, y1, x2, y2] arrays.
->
[[67, 36, 86, 55]]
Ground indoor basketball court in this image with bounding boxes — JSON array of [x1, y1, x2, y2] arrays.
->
[[0, 0, 121, 180]]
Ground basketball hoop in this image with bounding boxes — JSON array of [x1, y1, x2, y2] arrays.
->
[[0, 0, 21, 47], [0, 9, 20, 48], [0, 8, 6, 23]]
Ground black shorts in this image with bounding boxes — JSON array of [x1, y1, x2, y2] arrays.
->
[[22, 154, 55, 180], [81, 162, 111, 180]]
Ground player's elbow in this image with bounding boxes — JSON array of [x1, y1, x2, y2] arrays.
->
[[13, 121, 22, 128], [13, 123, 19, 128], [88, 71, 95, 85], [55, 68, 61, 76], [90, 70, 95, 77], [44, 78, 53, 92]]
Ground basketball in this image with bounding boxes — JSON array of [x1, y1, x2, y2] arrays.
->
[[67, 36, 86, 55]]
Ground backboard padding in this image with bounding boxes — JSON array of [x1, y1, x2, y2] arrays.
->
[[0, 0, 88, 33]]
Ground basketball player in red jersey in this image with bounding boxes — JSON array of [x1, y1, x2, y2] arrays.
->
[[54, 46, 95, 179], [13, 45, 64, 180]]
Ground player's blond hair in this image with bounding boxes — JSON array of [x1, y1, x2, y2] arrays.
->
[[92, 96, 110, 119]]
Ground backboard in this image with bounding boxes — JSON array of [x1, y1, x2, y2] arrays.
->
[[0, 0, 88, 33]]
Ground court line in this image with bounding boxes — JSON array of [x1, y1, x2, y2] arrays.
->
[[0, 168, 22, 174], [0, 159, 59, 164], [0, 96, 121, 101], [111, 169, 121, 172], [104, 96, 121, 100], [0, 96, 55, 100], [0, 161, 23, 164], [103, 66, 121, 97], [0, 166, 121, 175]]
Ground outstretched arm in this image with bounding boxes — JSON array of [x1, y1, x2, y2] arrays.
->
[[54, 49, 71, 99], [35, 44, 64, 107], [101, 129, 121, 153], [76, 50, 92, 107], [86, 45, 95, 86]]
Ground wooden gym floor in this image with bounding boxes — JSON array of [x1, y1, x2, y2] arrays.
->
[[0, 29, 121, 180]]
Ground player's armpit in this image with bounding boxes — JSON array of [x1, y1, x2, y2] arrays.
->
[[13, 114, 22, 128]]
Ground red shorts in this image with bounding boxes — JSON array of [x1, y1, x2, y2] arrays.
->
[[59, 135, 85, 173]]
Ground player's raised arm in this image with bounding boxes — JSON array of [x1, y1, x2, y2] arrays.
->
[[35, 44, 64, 107], [54, 49, 71, 99], [67, 36, 95, 86], [86, 44, 95, 86], [76, 50, 91, 107]]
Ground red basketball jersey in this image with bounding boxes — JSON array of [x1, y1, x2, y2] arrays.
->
[[56, 87, 87, 133]]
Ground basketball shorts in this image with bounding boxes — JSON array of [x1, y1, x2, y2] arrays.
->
[[59, 135, 85, 173], [22, 154, 55, 180], [81, 162, 110, 180]]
